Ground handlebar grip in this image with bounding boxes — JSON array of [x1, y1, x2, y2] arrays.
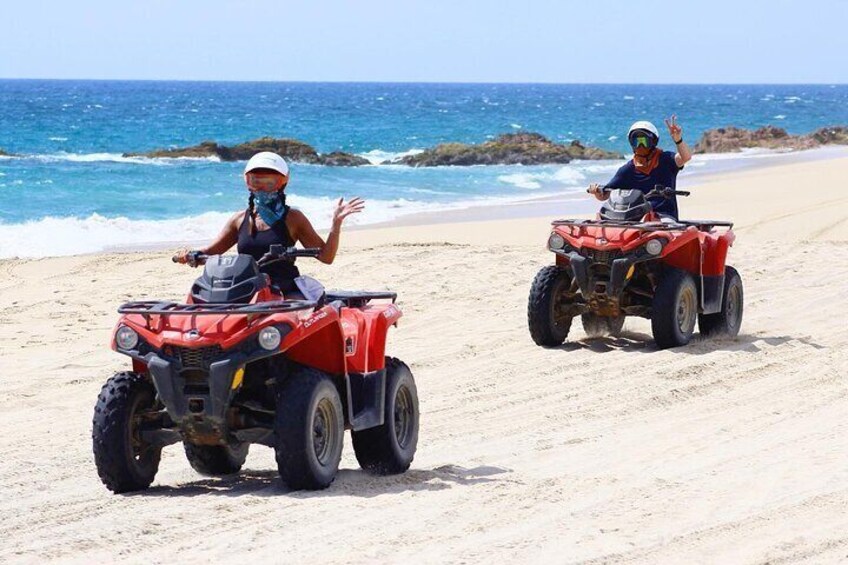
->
[[676, 190, 691, 196]]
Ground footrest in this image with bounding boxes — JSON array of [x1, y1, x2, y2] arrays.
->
[[325, 290, 397, 307]]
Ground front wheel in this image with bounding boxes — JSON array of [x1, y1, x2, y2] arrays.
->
[[528, 266, 576, 346], [184, 442, 249, 477], [699, 266, 744, 337], [651, 269, 698, 349], [274, 366, 344, 490], [92, 372, 162, 493], [352, 357, 419, 475]]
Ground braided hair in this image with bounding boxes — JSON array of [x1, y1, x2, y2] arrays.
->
[[247, 192, 257, 236]]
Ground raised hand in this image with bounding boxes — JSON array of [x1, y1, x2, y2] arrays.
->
[[664, 114, 683, 143], [332, 196, 365, 227]]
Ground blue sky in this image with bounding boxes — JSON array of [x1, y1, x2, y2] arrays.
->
[[0, 0, 845, 83]]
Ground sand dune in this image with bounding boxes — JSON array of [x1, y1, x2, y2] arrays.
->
[[1, 156, 847, 563]]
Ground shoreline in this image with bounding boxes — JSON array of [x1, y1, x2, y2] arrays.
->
[[2, 145, 848, 260], [363, 145, 848, 228]]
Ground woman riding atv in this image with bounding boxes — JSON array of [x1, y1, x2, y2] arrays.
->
[[589, 115, 693, 219], [175, 151, 364, 294]]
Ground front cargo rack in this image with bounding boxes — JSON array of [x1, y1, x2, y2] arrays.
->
[[551, 219, 734, 231], [118, 299, 317, 316]]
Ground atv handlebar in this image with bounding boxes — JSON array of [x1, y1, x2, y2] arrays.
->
[[172, 245, 322, 269], [171, 250, 208, 267], [587, 185, 690, 198]]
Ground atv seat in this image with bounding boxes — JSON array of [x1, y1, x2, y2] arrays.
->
[[324, 290, 397, 308]]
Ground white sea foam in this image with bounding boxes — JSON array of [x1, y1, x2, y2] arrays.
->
[[0, 195, 450, 258], [26, 152, 221, 165], [357, 148, 424, 165], [497, 165, 588, 190], [49, 137, 69, 142], [0, 189, 569, 258]]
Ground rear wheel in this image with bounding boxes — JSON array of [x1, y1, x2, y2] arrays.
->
[[183, 442, 249, 476], [274, 366, 344, 490], [352, 357, 419, 475], [528, 266, 577, 346], [92, 372, 162, 493], [699, 266, 744, 337], [581, 314, 626, 338], [651, 269, 698, 349]]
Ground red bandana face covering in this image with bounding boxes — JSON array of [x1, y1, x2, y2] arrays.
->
[[633, 148, 661, 175]]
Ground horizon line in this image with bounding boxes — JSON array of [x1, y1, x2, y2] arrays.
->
[[0, 77, 845, 87]]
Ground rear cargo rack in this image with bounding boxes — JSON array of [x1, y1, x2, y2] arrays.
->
[[551, 219, 733, 231], [325, 290, 397, 308], [118, 299, 317, 316]]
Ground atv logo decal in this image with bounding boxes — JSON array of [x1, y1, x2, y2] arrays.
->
[[185, 329, 201, 340], [303, 310, 329, 329], [382, 305, 400, 319], [595, 237, 608, 245]]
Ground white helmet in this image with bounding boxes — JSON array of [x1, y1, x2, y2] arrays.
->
[[628, 121, 660, 140], [244, 151, 289, 176]]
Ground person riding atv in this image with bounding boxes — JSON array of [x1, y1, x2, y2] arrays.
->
[[589, 116, 692, 219], [175, 151, 365, 296]]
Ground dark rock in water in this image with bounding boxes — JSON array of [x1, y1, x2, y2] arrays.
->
[[223, 137, 322, 163], [124, 140, 224, 160], [392, 132, 622, 167], [124, 137, 365, 166], [693, 125, 848, 153], [0, 148, 14, 157], [808, 126, 848, 145], [317, 151, 370, 167]]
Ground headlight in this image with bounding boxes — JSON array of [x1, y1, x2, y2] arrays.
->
[[115, 326, 139, 350], [258, 326, 282, 350], [645, 238, 664, 256], [548, 233, 566, 250]]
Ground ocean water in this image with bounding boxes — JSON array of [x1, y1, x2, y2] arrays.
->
[[1, 80, 847, 257]]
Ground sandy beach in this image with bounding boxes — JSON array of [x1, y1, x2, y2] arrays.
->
[[1, 155, 847, 563]]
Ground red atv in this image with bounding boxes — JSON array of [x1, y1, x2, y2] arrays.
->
[[93, 245, 419, 493], [528, 186, 743, 349]]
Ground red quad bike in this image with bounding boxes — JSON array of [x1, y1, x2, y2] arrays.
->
[[528, 185, 743, 349], [92, 244, 419, 493]]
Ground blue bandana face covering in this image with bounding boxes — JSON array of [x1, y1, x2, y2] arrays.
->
[[253, 190, 286, 226]]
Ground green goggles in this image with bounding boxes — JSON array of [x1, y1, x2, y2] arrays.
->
[[629, 131, 656, 150]]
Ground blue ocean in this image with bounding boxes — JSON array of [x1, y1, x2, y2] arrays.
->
[[1, 80, 847, 257]]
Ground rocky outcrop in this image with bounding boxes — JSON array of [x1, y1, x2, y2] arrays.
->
[[0, 148, 14, 157], [391, 132, 622, 167], [125, 137, 369, 166], [693, 125, 848, 153], [318, 151, 371, 167], [808, 126, 848, 145]]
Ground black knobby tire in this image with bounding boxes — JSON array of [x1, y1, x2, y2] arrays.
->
[[92, 372, 162, 493], [651, 268, 698, 349], [274, 366, 344, 490], [352, 357, 419, 475], [581, 314, 626, 338], [184, 442, 249, 477], [528, 265, 575, 346], [699, 266, 744, 337]]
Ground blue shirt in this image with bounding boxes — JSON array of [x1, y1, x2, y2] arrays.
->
[[606, 150, 683, 218]]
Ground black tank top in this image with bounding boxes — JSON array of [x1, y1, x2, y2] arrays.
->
[[237, 209, 300, 292]]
